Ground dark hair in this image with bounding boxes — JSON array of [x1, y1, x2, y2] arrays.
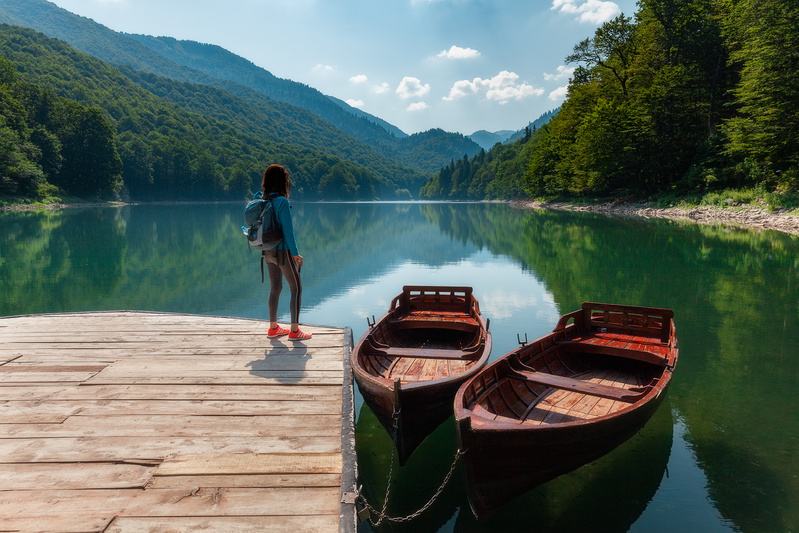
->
[[262, 164, 291, 197]]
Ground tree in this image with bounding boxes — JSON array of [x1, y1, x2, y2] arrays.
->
[[566, 15, 638, 97], [56, 106, 122, 197], [723, 0, 799, 187]]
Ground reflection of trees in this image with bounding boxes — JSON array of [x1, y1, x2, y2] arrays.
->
[[0, 209, 127, 316], [420, 204, 799, 532]]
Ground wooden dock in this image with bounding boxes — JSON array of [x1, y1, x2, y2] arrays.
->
[[0, 312, 357, 533]]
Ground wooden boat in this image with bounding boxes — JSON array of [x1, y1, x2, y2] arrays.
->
[[454, 302, 678, 519], [352, 286, 492, 465]]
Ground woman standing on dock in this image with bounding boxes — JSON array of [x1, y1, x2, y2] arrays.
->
[[261, 164, 312, 341]]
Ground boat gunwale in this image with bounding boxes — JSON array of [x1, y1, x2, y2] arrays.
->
[[454, 305, 677, 430], [352, 286, 492, 392]]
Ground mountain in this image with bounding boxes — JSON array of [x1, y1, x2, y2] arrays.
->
[[467, 110, 560, 150], [468, 130, 516, 150], [398, 129, 483, 173], [0, 24, 417, 200], [126, 34, 408, 144], [0, 0, 482, 175]]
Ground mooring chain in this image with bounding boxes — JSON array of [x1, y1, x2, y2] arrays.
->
[[356, 405, 465, 525], [357, 447, 464, 525]]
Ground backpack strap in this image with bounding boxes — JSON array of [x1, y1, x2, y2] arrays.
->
[[260, 252, 265, 283]]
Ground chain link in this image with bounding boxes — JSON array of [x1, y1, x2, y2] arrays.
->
[[356, 404, 465, 526]]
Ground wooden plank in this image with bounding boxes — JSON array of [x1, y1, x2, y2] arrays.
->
[[3, 414, 343, 438], [0, 364, 108, 372], [83, 373, 344, 386], [155, 453, 342, 476], [509, 370, 646, 402], [0, 335, 347, 349], [94, 357, 344, 373], [0, 384, 341, 401], [118, 486, 340, 516], [0, 516, 112, 533], [0, 436, 341, 463], [0, 463, 155, 490], [146, 473, 341, 489], [0, 347, 347, 358], [0, 488, 142, 518], [0, 371, 103, 383], [106, 515, 338, 533], [1, 399, 342, 418]]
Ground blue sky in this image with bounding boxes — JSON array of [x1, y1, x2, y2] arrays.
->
[[48, 0, 638, 135]]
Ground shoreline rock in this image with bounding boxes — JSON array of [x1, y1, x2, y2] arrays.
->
[[511, 200, 799, 236]]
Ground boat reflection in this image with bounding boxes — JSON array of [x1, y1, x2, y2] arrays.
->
[[354, 399, 673, 532]]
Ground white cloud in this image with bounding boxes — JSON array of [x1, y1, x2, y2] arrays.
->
[[544, 65, 575, 81], [551, 0, 621, 24], [349, 74, 368, 84], [549, 85, 569, 101], [443, 71, 543, 104], [346, 99, 365, 108], [372, 82, 390, 94], [407, 102, 429, 112], [437, 45, 481, 60], [396, 77, 431, 99], [313, 64, 335, 73]]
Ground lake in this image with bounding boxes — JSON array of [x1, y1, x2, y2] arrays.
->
[[1, 201, 797, 532]]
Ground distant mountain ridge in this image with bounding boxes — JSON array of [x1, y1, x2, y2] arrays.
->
[[0, 0, 483, 176], [468, 109, 559, 150], [468, 130, 516, 150], [125, 34, 409, 142]]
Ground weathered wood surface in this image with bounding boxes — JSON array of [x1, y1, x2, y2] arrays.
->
[[0, 311, 356, 533]]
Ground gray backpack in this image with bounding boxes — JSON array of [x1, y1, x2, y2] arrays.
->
[[243, 191, 283, 250]]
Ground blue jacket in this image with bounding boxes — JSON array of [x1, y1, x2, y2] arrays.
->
[[270, 195, 299, 256]]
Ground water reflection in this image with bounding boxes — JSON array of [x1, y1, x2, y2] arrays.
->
[[2, 202, 798, 532]]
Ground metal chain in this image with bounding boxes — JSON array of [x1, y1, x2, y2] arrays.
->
[[356, 403, 465, 526], [357, 447, 464, 525]]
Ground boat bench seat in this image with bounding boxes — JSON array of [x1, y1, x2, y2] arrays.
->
[[376, 346, 482, 360], [555, 338, 668, 367], [510, 368, 648, 402], [389, 314, 479, 333]]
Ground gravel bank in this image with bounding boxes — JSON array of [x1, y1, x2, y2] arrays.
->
[[512, 200, 799, 236]]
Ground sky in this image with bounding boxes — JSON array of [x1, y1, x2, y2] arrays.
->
[[47, 0, 639, 136]]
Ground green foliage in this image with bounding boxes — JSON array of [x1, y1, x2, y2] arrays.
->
[[0, 52, 124, 199], [722, 0, 799, 183], [0, 24, 418, 201], [525, 0, 799, 199], [0, 0, 469, 183], [421, 123, 547, 200]]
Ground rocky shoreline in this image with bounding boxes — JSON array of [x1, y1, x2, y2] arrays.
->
[[511, 199, 799, 236]]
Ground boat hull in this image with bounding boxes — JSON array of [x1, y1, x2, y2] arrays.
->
[[454, 302, 678, 518], [352, 286, 491, 464]]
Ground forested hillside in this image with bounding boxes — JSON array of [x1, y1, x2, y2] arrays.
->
[[425, 0, 798, 201], [0, 0, 481, 177], [0, 25, 416, 201], [0, 54, 121, 198], [420, 128, 538, 200], [526, 0, 798, 197]]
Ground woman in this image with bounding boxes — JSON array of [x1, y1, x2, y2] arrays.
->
[[261, 164, 312, 341]]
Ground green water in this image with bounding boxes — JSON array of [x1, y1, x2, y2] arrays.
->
[[1, 202, 797, 532]]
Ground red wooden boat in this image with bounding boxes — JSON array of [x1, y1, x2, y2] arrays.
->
[[352, 286, 491, 465], [454, 302, 678, 518]]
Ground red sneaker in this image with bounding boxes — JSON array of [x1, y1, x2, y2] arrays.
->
[[288, 329, 312, 341], [267, 326, 290, 338]]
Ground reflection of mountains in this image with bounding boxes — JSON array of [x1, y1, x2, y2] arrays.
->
[[220, 202, 483, 318], [0, 208, 128, 316]]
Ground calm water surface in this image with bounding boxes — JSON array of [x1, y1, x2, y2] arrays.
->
[[2, 202, 797, 532]]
